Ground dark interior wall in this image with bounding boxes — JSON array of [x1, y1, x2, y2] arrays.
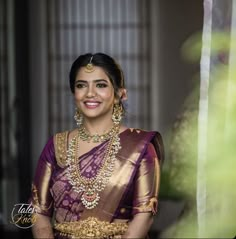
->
[[14, 0, 31, 202], [151, 0, 203, 235], [158, 0, 203, 134], [3, 1, 32, 238]]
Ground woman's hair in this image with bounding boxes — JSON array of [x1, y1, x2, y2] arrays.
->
[[69, 53, 125, 101]]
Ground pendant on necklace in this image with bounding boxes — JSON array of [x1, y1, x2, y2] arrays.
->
[[92, 134, 100, 143], [81, 188, 100, 209]]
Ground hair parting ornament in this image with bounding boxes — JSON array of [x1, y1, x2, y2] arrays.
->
[[84, 55, 95, 73]]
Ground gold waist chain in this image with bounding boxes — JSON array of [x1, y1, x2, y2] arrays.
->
[[54, 217, 128, 239]]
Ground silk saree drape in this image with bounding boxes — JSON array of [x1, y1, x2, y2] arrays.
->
[[30, 128, 164, 238]]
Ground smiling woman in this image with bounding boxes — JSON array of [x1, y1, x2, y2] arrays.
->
[[29, 53, 164, 239], [74, 66, 118, 125]]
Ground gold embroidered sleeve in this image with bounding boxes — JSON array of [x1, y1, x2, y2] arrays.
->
[[54, 131, 69, 168], [132, 143, 160, 215]]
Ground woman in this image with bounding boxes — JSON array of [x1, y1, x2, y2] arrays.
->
[[30, 53, 164, 239]]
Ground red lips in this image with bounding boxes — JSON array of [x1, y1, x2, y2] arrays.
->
[[84, 101, 101, 109]]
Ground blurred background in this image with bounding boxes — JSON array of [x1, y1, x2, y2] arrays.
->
[[1, 0, 235, 238]]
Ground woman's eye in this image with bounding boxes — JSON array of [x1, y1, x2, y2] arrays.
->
[[76, 83, 86, 88], [97, 83, 107, 88]]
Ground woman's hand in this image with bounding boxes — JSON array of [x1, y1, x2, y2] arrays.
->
[[122, 213, 154, 238], [32, 214, 54, 239]]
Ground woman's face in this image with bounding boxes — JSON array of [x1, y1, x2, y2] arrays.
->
[[74, 66, 117, 121]]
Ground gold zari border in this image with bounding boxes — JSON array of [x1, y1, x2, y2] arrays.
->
[[54, 217, 128, 239], [54, 131, 69, 168]]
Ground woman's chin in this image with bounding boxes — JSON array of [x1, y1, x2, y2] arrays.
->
[[83, 113, 112, 122], [83, 113, 103, 120]]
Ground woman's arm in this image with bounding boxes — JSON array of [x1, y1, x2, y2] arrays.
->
[[122, 213, 153, 239], [30, 137, 55, 238], [124, 141, 161, 238], [32, 214, 54, 239]]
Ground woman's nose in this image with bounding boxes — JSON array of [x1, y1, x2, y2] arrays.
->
[[86, 84, 96, 97]]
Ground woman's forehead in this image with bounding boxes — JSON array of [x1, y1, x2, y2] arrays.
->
[[76, 66, 110, 81]]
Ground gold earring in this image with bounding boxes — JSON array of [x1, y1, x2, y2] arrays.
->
[[112, 104, 123, 125], [74, 108, 83, 127]]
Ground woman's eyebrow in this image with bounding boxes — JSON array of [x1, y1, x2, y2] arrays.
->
[[75, 79, 108, 83], [94, 79, 108, 83], [75, 79, 87, 83]]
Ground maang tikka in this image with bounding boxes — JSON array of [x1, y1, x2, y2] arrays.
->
[[84, 56, 95, 73], [112, 104, 123, 125], [74, 108, 83, 127]]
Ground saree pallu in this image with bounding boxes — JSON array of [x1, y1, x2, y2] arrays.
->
[[30, 128, 164, 239]]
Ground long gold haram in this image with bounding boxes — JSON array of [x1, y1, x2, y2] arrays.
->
[[66, 125, 121, 209]]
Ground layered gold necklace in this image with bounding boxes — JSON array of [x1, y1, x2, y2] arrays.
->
[[66, 124, 121, 209], [78, 124, 118, 143]]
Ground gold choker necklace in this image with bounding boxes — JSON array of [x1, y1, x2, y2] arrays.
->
[[66, 125, 121, 209], [78, 124, 119, 143]]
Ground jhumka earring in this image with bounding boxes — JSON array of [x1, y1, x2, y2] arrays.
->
[[112, 104, 123, 125], [74, 108, 83, 127], [84, 56, 95, 73]]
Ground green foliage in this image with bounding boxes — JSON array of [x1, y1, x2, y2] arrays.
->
[[161, 31, 236, 237]]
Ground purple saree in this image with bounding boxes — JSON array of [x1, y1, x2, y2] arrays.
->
[[30, 128, 164, 238]]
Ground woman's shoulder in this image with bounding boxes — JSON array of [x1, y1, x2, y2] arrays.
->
[[53, 129, 70, 138], [52, 129, 77, 168], [123, 127, 162, 138], [120, 127, 159, 151], [122, 127, 164, 163], [53, 128, 77, 141]]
